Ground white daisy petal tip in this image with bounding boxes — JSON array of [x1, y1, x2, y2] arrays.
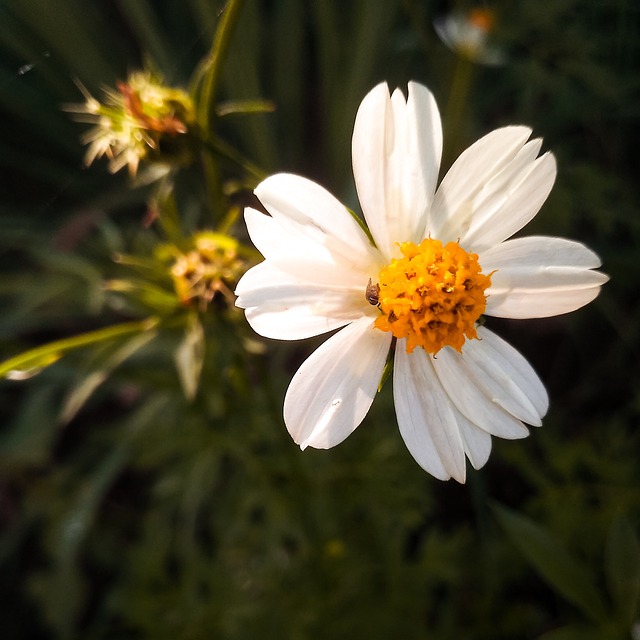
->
[[353, 79, 443, 257], [483, 236, 609, 319], [282, 317, 390, 451]]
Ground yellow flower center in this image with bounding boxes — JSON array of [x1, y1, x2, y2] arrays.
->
[[373, 238, 492, 355]]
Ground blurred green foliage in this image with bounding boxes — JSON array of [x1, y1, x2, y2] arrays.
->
[[1, 0, 639, 638]]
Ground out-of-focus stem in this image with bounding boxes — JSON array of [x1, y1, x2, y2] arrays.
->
[[443, 57, 474, 167], [196, 0, 247, 220], [198, 0, 247, 136], [202, 134, 267, 183]]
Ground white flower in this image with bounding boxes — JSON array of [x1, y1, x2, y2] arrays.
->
[[235, 82, 608, 482], [434, 8, 506, 66]]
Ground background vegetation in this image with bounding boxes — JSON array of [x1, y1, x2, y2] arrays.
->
[[1, 0, 638, 638]]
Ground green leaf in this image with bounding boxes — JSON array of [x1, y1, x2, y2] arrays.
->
[[196, 0, 248, 135], [215, 98, 276, 117], [59, 330, 158, 424], [604, 514, 640, 626], [492, 503, 608, 622], [0, 383, 59, 464], [174, 314, 205, 401], [106, 279, 181, 313], [0, 317, 160, 379], [40, 444, 131, 638]]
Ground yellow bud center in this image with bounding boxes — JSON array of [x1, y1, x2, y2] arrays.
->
[[373, 238, 492, 354], [170, 233, 244, 310]]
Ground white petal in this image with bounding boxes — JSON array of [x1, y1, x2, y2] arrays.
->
[[458, 414, 492, 470], [461, 153, 557, 252], [352, 82, 442, 259], [432, 346, 531, 436], [244, 207, 336, 269], [244, 208, 372, 288], [429, 126, 532, 240], [461, 327, 549, 424], [254, 173, 377, 272], [393, 346, 466, 482], [483, 235, 603, 269], [284, 316, 391, 449], [482, 236, 608, 318], [235, 262, 369, 340], [451, 140, 545, 250], [488, 288, 603, 319]]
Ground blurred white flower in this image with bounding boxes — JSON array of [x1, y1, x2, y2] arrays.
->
[[235, 82, 607, 482], [434, 8, 506, 66]]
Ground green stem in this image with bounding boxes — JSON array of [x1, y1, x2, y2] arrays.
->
[[443, 57, 474, 167], [198, 0, 247, 136], [196, 0, 247, 220], [202, 134, 267, 182], [0, 317, 160, 379]]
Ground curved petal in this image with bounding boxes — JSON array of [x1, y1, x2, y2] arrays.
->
[[352, 82, 442, 259], [393, 346, 466, 482], [482, 236, 609, 318], [245, 207, 336, 268], [429, 126, 532, 241], [460, 327, 549, 424], [255, 173, 378, 272], [461, 152, 557, 252], [284, 316, 391, 449], [488, 287, 603, 319], [243, 208, 372, 288], [235, 262, 369, 340], [432, 346, 532, 435], [458, 414, 492, 471]]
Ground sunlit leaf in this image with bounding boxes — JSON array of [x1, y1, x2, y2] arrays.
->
[[215, 98, 276, 117], [0, 318, 160, 379], [3, 353, 62, 380], [105, 279, 181, 313]]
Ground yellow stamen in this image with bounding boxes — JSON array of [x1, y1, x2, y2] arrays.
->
[[373, 238, 492, 354]]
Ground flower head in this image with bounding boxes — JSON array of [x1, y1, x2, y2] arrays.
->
[[167, 232, 245, 310], [66, 72, 195, 176], [434, 8, 506, 66], [235, 82, 607, 482]]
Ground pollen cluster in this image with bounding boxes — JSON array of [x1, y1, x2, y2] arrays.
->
[[170, 233, 245, 310], [374, 238, 492, 354]]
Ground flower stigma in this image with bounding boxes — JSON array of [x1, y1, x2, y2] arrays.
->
[[373, 238, 493, 355]]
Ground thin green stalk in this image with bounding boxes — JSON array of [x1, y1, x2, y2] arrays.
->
[[443, 57, 474, 166], [202, 134, 267, 182], [197, 0, 248, 136], [195, 0, 247, 220]]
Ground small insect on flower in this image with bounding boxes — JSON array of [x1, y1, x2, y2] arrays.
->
[[365, 279, 380, 306]]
